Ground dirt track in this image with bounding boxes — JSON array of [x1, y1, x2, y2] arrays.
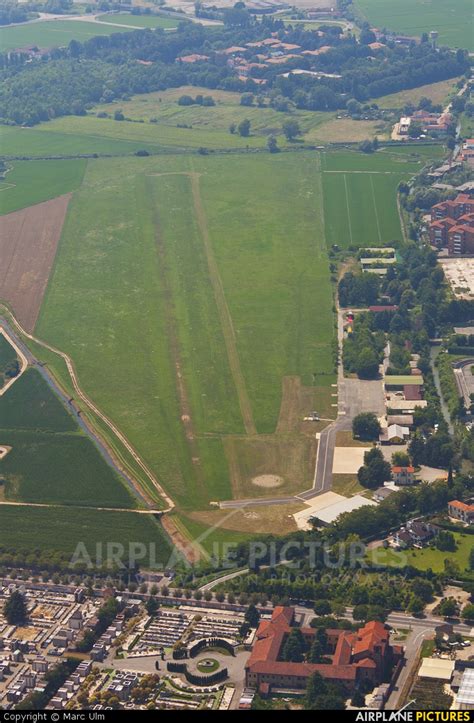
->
[[0, 194, 71, 332]]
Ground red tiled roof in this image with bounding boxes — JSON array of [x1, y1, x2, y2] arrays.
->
[[449, 499, 474, 512], [403, 385, 422, 401], [392, 466, 415, 473]]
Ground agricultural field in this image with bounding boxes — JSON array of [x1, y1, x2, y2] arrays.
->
[[376, 77, 460, 110], [0, 193, 72, 331], [35, 152, 334, 511], [321, 147, 442, 247], [0, 504, 171, 565], [355, 0, 473, 51], [0, 368, 136, 508], [97, 13, 181, 29], [0, 18, 139, 52], [0, 159, 86, 215], [0, 334, 19, 389]]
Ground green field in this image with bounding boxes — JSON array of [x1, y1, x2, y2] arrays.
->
[[376, 78, 460, 109], [1, 87, 329, 157], [35, 152, 334, 509], [372, 532, 473, 573], [0, 504, 171, 565], [355, 0, 473, 51], [0, 368, 136, 508], [97, 13, 180, 29], [0, 18, 139, 52], [0, 159, 87, 215], [0, 334, 18, 387], [321, 148, 441, 247]]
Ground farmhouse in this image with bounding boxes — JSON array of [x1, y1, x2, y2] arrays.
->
[[245, 607, 402, 694], [448, 499, 474, 524]]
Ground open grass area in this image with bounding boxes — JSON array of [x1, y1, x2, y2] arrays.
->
[[0, 368, 136, 508], [371, 532, 473, 572], [1, 125, 168, 159], [177, 514, 265, 555], [355, 0, 473, 51], [376, 78, 460, 109], [0, 18, 139, 52], [35, 152, 334, 510], [0, 159, 87, 215], [187, 503, 302, 537], [97, 13, 180, 29], [321, 147, 442, 247], [0, 504, 171, 564], [331, 474, 366, 497]]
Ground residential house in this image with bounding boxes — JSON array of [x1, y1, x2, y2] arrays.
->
[[392, 466, 415, 485], [448, 499, 474, 524]]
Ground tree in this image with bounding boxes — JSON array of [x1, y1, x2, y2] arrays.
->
[[436, 530, 456, 552], [245, 603, 260, 628], [352, 412, 381, 441], [240, 92, 254, 107], [267, 134, 279, 153], [461, 604, 474, 621], [146, 597, 159, 616], [281, 628, 306, 662], [438, 598, 457, 618], [313, 599, 331, 616], [355, 347, 379, 379], [282, 119, 301, 141], [392, 451, 410, 467], [358, 449, 391, 489], [238, 118, 251, 137], [4, 591, 27, 625]]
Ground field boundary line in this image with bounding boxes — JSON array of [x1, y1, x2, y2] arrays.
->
[[0, 327, 28, 397], [370, 174, 382, 243], [343, 174, 354, 245], [0, 304, 175, 512], [188, 169, 257, 435]]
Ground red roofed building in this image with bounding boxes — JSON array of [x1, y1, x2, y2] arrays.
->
[[430, 194, 474, 254], [369, 305, 398, 313], [392, 466, 415, 486], [245, 608, 402, 694], [448, 499, 474, 524]]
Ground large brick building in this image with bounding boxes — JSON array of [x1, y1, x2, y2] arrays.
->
[[244, 607, 402, 694], [430, 194, 474, 254]]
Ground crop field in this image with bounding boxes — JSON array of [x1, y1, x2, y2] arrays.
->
[[35, 151, 334, 510], [0, 18, 139, 52], [0, 334, 18, 382], [0, 160, 86, 215], [0, 504, 171, 564], [355, 0, 473, 51], [0, 194, 72, 331], [97, 13, 180, 29], [0, 368, 136, 508], [321, 148, 440, 247]]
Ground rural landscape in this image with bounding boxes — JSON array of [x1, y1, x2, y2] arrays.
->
[[0, 0, 474, 713]]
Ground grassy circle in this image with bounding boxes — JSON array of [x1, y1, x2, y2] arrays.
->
[[196, 657, 219, 673]]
